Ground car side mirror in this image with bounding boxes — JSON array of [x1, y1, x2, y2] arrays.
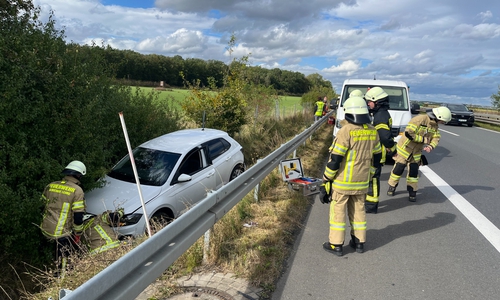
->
[[469, 109, 473, 112], [177, 174, 192, 182]]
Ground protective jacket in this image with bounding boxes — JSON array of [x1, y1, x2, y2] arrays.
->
[[82, 213, 120, 255], [314, 101, 325, 117], [324, 123, 382, 195], [41, 176, 85, 239], [396, 114, 440, 163], [371, 103, 396, 164]]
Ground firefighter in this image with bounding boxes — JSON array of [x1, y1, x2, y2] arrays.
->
[[349, 89, 364, 98], [81, 210, 122, 255], [314, 96, 325, 121], [364, 87, 396, 213], [387, 106, 451, 202], [40, 160, 86, 273], [319, 96, 382, 256]]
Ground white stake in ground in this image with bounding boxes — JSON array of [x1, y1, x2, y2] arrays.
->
[[119, 112, 152, 237]]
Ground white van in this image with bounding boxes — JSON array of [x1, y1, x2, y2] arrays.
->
[[333, 79, 412, 142]]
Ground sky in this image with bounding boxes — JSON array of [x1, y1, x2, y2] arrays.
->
[[33, 0, 500, 106]]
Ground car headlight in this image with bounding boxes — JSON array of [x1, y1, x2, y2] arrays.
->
[[121, 213, 143, 226]]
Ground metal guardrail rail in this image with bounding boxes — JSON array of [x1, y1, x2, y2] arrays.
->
[[475, 113, 500, 125], [64, 111, 334, 300]]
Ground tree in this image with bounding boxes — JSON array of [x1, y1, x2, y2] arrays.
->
[[491, 85, 500, 109], [0, 0, 181, 272]]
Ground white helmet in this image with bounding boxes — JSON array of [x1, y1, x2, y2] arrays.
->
[[431, 107, 452, 123], [63, 160, 86, 176], [364, 86, 388, 102], [344, 96, 371, 124], [349, 89, 364, 97]]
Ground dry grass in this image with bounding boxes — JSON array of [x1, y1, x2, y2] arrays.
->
[[22, 115, 333, 300]]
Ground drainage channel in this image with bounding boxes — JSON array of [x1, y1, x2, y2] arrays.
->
[[168, 287, 234, 300]]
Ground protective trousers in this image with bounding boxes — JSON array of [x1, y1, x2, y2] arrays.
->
[[366, 166, 381, 213], [329, 191, 366, 245], [388, 154, 420, 192], [83, 218, 120, 256]]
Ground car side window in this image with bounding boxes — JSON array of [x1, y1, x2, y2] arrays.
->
[[178, 149, 203, 176], [204, 138, 230, 161]]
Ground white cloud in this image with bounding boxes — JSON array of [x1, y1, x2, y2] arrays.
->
[[323, 60, 361, 76], [478, 11, 493, 22], [33, 0, 500, 106]]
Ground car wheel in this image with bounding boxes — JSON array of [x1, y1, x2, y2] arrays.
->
[[229, 164, 244, 181], [468, 123, 473, 127], [150, 210, 174, 233]]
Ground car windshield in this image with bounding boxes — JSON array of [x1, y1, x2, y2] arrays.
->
[[447, 104, 469, 112], [108, 147, 181, 186], [342, 85, 409, 111]]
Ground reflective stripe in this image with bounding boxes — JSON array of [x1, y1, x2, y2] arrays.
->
[[332, 180, 369, 191], [72, 200, 85, 211], [324, 167, 337, 180], [390, 173, 401, 182], [366, 194, 378, 203], [89, 225, 120, 255], [375, 123, 390, 131], [332, 143, 347, 156], [54, 203, 70, 236], [329, 222, 345, 231], [407, 176, 419, 183], [351, 221, 367, 231]]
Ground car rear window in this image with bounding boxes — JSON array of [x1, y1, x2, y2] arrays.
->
[[204, 138, 231, 161], [108, 147, 181, 186]]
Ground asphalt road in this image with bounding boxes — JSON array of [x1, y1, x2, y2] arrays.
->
[[272, 124, 500, 300]]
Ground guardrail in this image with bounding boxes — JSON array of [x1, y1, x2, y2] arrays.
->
[[474, 113, 500, 125], [64, 111, 334, 300]]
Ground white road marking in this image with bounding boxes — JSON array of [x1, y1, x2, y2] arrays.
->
[[476, 127, 500, 134], [439, 128, 459, 136], [420, 165, 500, 253]]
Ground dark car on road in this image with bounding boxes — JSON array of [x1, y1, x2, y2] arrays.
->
[[441, 103, 474, 127]]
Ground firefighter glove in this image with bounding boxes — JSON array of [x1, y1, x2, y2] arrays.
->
[[319, 181, 332, 204]]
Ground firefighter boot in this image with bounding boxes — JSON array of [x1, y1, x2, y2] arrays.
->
[[323, 242, 343, 256], [365, 201, 378, 214], [349, 235, 364, 253], [408, 186, 417, 202], [387, 184, 397, 196]]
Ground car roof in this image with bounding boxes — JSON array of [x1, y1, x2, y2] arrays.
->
[[139, 128, 231, 153], [343, 79, 408, 88]]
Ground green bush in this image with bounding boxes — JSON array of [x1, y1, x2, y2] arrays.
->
[[0, 1, 182, 271]]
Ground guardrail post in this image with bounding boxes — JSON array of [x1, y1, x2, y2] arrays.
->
[[203, 229, 210, 265]]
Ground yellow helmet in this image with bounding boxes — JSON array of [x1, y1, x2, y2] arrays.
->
[[364, 86, 388, 102], [349, 89, 364, 97], [344, 96, 371, 124], [432, 107, 452, 122]]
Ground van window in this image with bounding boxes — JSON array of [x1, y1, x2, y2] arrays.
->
[[341, 86, 409, 111]]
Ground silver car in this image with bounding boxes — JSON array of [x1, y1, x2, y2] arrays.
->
[[85, 128, 245, 237]]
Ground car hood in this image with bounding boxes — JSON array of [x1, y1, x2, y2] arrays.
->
[[85, 175, 161, 215], [451, 111, 474, 116], [389, 110, 412, 127]]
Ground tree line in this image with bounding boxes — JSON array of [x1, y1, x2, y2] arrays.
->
[[99, 46, 332, 96]]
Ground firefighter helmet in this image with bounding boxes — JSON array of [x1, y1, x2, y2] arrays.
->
[[431, 106, 452, 122], [364, 86, 388, 102], [344, 96, 371, 124], [349, 89, 364, 97], [62, 160, 86, 176]]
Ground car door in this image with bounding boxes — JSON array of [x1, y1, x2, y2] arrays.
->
[[203, 138, 232, 188], [170, 147, 216, 216]]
